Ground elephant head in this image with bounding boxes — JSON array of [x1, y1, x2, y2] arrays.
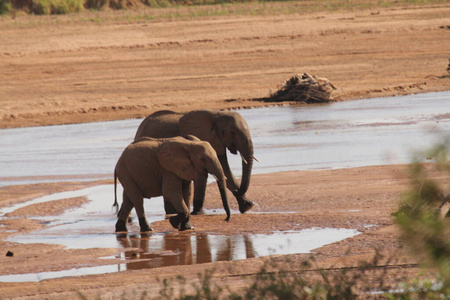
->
[[157, 137, 231, 221], [178, 110, 254, 199]]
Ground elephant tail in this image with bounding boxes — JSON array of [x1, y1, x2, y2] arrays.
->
[[113, 170, 119, 215]]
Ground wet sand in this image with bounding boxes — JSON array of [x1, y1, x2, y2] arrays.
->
[[0, 165, 446, 298], [1, 2, 450, 298]]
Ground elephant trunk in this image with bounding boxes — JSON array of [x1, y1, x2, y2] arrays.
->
[[217, 179, 231, 221], [208, 159, 231, 221], [236, 139, 254, 196]]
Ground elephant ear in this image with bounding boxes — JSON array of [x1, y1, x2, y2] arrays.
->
[[158, 141, 197, 181], [179, 110, 225, 156]]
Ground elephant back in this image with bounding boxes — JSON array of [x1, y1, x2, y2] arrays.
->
[[135, 110, 183, 140], [116, 139, 164, 198]]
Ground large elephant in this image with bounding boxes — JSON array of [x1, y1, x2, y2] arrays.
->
[[113, 136, 230, 233], [134, 109, 254, 215]]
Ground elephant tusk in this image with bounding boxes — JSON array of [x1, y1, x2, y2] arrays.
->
[[240, 153, 248, 165], [253, 156, 259, 163]]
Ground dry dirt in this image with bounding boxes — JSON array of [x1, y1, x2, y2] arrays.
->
[[1, 2, 450, 299]]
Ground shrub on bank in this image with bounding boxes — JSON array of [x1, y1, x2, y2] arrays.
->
[[393, 136, 450, 291], [3, 0, 450, 16], [32, 0, 84, 14], [0, 0, 12, 14], [2, 0, 260, 14]]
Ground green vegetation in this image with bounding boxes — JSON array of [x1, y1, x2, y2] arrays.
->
[[392, 136, 450, 297], [151, 253, 399, 299], [32, 0, 84, 14], [0, 0, 12, 14], [2, 0, 450, 16]]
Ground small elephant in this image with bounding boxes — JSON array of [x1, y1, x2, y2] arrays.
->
[[113, 136, 230, 233], [134, 109, 255, 215]]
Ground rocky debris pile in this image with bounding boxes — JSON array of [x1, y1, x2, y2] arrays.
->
[[268, 73, 337, 103]]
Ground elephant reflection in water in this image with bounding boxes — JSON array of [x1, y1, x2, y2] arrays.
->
[[116, 233, 256, 271], [214, 235, 256, 262], [116, 234, 193, 270]]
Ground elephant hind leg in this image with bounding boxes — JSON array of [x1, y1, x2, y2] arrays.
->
[[115, 219, 127, 233], [115, 191, 134, 233], [130, 193, 153, 233], [138, 217, 153, 233], [117, 190, 152, 233]]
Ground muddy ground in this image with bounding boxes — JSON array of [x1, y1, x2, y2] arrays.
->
[[1, 1, 450, 298]]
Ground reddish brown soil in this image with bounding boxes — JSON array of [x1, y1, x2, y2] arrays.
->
[[1, 3, 450, 129], [0, 2, 449, 298]]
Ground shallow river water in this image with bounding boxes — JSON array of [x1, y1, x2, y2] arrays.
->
[[0, 91, 449, 282], [1, 91, 449, 186]]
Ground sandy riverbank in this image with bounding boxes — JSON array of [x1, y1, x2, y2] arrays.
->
[[1, 3, 449, 129]]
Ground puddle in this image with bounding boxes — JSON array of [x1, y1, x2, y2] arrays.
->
[[3, 185, 166, 247], [115, 228, 359, 271], [1, 185, 360, 282], [0, 229, 359, 282], [0, 265, 125, 283]]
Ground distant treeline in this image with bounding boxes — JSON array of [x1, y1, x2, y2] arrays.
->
[[0, 0, 275, 15]]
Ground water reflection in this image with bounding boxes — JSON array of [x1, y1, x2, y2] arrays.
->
[[117, 232, 254, 270], [115, 228, 359, 271]]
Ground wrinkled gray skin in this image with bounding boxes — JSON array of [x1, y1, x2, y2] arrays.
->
[[113, 136, 230, 233], [134, 109, 254, 215]]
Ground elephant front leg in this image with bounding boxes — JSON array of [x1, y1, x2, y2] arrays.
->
[[191, 173, 208, 215], [169, 213, 194, 231], [163, 177, 194, 231], [163, 181, 192, 215]]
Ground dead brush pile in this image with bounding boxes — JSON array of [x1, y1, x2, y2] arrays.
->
[[267, 73, 337, 103]]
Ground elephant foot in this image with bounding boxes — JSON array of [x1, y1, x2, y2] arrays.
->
[[169, 213, 194, 231], [238, 199, 254, 214], [115, 219, 128, 233], [234, 192, 254, 213], [191, 208, 205, 215], [139, 217, 153, 233], [169, 213, 182, 229], [180, 220, 194, 231]]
